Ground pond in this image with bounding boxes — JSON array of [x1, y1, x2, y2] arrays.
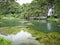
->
[[26, 20, 60, 32], [0, 19, 60, 45]]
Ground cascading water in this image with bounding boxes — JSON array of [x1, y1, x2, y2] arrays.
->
[[0, 30, 42, 45], [48, 8, 53, 16]]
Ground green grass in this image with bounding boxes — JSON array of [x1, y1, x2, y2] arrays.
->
[[0, 37, 12, 45], [47, 18, 60, 22]]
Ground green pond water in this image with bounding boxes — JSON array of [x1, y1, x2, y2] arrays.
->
[[0, 19, 60, 45], [0, 19, 60, 34]]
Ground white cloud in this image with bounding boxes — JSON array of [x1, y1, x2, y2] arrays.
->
[[16, 0, 33, 5]]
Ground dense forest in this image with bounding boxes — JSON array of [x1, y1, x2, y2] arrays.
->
[[0, 0, 60, 19]]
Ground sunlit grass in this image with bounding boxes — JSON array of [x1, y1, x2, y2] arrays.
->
[[47, 17, 60, 22], [0, 37, 12, 45]]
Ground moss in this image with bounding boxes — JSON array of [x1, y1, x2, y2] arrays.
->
[[21, 28, 60, 45], [32, 32, 60, 45]]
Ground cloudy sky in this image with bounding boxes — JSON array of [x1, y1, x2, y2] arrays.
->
[[16, 0, 33, 5]]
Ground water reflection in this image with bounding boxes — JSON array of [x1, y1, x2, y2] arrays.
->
[[39, 20, 47, 23], [29, 20, 60, 32], [47, 22, 51, 30], [41, 20, 52, 30], [38, 20, 52, 31], [0, 30, 42, 45]]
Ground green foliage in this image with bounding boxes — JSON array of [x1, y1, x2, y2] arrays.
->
[[19, 0, 48, 19], [0, 0, 48, 18], [54, 0, 60, 16], [0, 15, 4, 19], [0, 0, 20, 15], [0, 37, 12, 45], [0, 0, 60, 18]]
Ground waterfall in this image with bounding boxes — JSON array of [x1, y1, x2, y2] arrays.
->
[[0, 30, 33, 41], [48, 8, 53, 16], [0, 30, 41, 45]]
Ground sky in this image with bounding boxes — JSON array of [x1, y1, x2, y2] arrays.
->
[[16, 0, 33, 5]]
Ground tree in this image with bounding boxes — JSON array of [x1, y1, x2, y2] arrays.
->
[[54, 0, 60, 17]]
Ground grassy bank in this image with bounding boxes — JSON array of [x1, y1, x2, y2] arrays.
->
[[0, 37, 12, 45], [47, 18, 60, 22]]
